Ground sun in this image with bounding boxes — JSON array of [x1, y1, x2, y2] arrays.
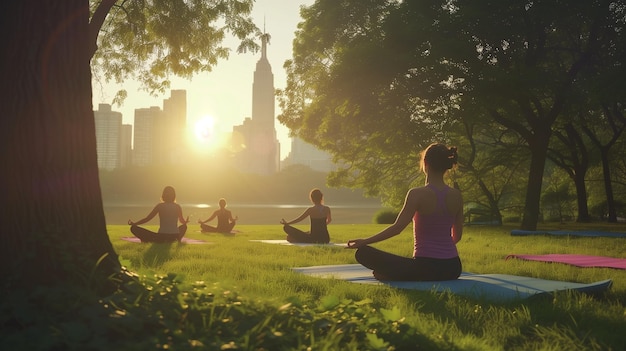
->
[[189, 115, 224, 153], [194, 115, 215, 143]]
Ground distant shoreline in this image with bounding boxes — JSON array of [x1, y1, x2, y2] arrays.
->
[[105, 203, 383, 225]]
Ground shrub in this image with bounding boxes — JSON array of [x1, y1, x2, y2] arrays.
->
[[373, 209, 398, 224], [0, 270, 436, 350]]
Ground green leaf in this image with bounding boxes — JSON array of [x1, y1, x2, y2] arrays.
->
[[366, 332, 389, 349], [319, 295, 341, 310], [380, 306, 402, 322]]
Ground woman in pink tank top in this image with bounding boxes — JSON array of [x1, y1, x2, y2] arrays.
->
[[347, 143, 463, 281]]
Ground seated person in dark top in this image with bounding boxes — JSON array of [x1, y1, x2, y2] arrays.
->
[[280, 188, 332, 244], [198, 198, 238, 233]]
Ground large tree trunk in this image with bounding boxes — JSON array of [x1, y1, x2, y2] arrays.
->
[[572, 172, 591, 222], [599, 150, 618, 223], [520, 145, 548, 230], [0, 1, 120, 290], [565, 125, 591, 223]]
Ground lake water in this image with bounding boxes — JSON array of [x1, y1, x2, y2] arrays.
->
[[104, 203, 383, 225]]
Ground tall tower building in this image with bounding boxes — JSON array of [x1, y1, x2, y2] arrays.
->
[[234, 32, 280, 174], [94, 104, 122, 170], [252, 33, 275, 129]]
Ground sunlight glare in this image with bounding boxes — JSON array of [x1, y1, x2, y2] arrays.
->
[[189, 115, 226, 153], [195, 115, 215, 142]]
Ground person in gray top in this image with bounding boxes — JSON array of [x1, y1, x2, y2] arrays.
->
[[128, 186, 189, 243]]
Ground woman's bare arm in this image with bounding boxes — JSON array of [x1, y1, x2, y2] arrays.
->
[[281, 208, 311, 225], [347, 189, 417, 248], [130, 204, 160, 225]]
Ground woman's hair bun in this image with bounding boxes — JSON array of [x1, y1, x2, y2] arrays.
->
[[449, 147, 458, 165], [421, 143, 458, 171]]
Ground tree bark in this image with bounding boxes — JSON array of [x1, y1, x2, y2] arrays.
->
[[572, 172, 591, 223], [520, 139, 550, 230], [0, 0, 120, 290], [600, 150, 618, 223]]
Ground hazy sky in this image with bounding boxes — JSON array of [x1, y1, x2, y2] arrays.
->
[[92, 0, 315, 159]]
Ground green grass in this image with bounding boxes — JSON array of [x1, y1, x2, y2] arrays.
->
[[3, 223, 626, 350], [106, 223, 626, 350]]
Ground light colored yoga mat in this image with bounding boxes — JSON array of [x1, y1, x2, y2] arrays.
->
[[121, 236, 211, 244], [511, 230, 626, 238], [293, 264, 612, 301], [249, 239, 347, 247], [507, 254, 626, 269]]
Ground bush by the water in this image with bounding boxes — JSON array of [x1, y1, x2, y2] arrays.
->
[[373, 209, 398, 224]]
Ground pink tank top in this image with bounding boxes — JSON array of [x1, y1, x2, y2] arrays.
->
[[413, 184, 458, 259]]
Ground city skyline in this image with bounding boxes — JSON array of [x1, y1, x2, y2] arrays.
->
[[91, 0, 315, 160]]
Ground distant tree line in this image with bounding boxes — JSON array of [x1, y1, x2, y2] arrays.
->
[[99, 163, 379, 206]]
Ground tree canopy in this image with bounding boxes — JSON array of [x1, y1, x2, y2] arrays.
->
[[278, 0, 626, 229], [90, 0, 260, 98]]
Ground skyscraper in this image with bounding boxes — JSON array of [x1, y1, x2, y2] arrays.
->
[[133, 106, 162, 167], [162, 89, 187, 164], [132, 90, 187, 167], [119, 124, 132, 168], [233, 32, 280, 175], [94, 104, 122, 170]]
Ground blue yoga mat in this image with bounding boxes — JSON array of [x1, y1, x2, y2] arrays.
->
[[293, 264, 612, 301], [511, 230, 626, 238]]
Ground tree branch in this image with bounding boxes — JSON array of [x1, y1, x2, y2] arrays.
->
[[88, 0, 117, 59]]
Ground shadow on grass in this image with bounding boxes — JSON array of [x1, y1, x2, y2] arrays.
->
[[392, 287, 626, 350], [141, 242, 181, 267]]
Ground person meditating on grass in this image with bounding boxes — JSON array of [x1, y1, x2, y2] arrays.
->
[[198, 198, 238, 234], [280, 188, 332, 244], [128, 186, 189, 243], [347, 143, 463, 281]]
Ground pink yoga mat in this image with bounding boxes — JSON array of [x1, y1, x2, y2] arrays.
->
[[506, 254, 626, 269], [121, 236, 210, 244]]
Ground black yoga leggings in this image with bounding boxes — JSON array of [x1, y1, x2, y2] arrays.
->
[[201, 222, 235, 233], [131, 224, 187, 243], [283, 224, 329, 244], [355, 245, 462, 281]]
